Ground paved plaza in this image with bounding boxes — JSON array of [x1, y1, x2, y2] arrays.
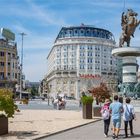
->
[[0, 100, 97, 140], [0, 99, 140, 140], [39, 113, 140, 140]]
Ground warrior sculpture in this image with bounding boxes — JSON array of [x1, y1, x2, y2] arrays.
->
[[119, 9, 140, 47]]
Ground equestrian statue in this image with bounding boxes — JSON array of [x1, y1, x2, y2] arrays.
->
[[119, 9, 140, 47]]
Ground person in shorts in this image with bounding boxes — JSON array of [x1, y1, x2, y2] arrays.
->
[[110, 95, 124, 139]]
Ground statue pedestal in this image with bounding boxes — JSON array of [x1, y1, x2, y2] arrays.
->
[[112, 47, 140, 96]]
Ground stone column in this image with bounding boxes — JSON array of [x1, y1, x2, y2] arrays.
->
[[122, 56, 137, 83]]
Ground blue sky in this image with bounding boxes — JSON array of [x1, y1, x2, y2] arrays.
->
[[0, 0, 140, 82]]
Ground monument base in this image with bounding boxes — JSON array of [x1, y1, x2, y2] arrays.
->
[[112, 47, 140, 97]]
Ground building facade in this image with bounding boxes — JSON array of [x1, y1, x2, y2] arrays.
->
[[0, 38, 20, 89], [46, 25, 118, 99]]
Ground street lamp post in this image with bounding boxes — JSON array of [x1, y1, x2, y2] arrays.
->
[[19, 32, 26, 99]]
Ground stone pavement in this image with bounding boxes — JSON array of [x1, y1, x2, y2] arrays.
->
[[39, 113, 140, 140], [0, 110, 99, 140], [0, 100, 140, 140]]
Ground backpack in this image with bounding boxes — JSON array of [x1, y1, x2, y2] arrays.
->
[[101, 107, 110, 120]]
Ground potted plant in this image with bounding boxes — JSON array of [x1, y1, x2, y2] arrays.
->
[[81, 95, 93, 119], [0, 89, 17, 135]]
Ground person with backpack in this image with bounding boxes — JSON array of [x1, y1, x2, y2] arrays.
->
[[100, 99, 111, 138], [123, 97, 136, 138]]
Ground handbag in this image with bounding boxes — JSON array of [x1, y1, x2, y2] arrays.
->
[[126, 105, 134, 120]]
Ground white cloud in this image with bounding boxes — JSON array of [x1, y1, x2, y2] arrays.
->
[[0, 0, 68, 27], [12, 24, 32, 35], [26, 0, 67, 26]]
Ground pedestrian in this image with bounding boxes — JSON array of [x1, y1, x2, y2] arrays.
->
[[109, 95, 124, 140], [53, 98, 58, 109], [134, 94, 138, 100], [100, 99, 111, 138], [123, 97, 136, 138], [119, 96, 123, 104]]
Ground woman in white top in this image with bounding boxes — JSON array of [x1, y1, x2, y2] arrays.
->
[[123, 97, 136, 138]]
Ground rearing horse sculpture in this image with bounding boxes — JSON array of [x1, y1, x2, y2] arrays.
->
[[119, 9, 140, 47]]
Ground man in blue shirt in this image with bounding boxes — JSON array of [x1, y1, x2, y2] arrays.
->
[[110, 95, 124, 139]]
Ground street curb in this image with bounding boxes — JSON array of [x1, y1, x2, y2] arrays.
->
[[33, 118, 102, 140]]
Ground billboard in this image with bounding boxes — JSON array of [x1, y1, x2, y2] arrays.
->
[[1, 28, 15, 41]]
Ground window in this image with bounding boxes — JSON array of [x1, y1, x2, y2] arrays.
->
[[71, 46, 75, 50], [0, 62, 4, 66], [80, 65, 85, 69], [80, 59, 85, 63], [64, 48, 67, 51], [80, 46, 84, 50], [57, 54, 60, 58], [75, 30, 78, 34], [69, 30, 72, 34], [15, 73, 17, 79], [71, 81, 74, 84], [57, 48, 60, 51], [71, 53, 75, 57], [12, 53, 15, 58], [0, 51, 4, 56], [110, 60, 112, 65], [88, 65, 92, 69], [88, 58, 92, 63], [0, 72, 4, 79], [80, 52, 84, 56], [81, 30, 84, 34], [57, 59, 60, 64], [63, 52, 67, 57], [64, 59, 68, 64]]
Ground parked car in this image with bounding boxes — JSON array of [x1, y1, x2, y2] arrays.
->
[[66, 96, 76, 100]]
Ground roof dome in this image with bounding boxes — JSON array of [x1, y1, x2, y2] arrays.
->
[[55, 25, 115, 42]]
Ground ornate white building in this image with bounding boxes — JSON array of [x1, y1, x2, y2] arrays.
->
[[46, 25, 118, 99]]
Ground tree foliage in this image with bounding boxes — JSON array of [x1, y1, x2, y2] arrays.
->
[[0, 89, 17, 117], [89, 83, 110, 105], [31, 86, 38, 96]]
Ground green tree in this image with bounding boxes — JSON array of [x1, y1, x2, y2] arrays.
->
[[31, 86, 38, 97], [0, 89, 17, 117]]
